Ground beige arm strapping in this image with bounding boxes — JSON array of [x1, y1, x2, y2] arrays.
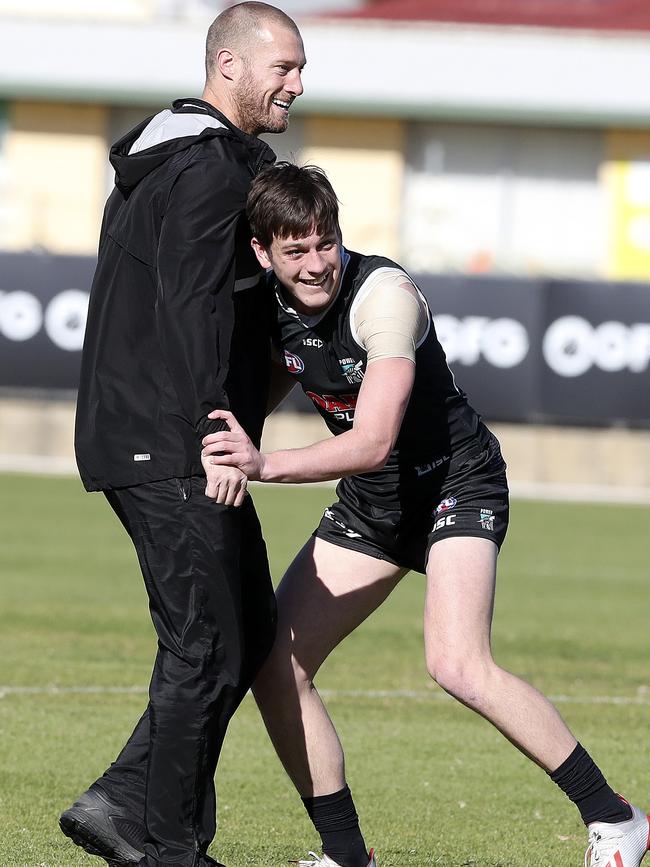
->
[[354, 270, 429, 364]]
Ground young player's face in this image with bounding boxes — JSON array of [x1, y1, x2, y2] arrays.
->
[[233, 23, 305, 135], [252, 228, 342, 314]]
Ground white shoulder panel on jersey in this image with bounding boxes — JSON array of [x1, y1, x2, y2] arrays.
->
[[350, 267, 430, 364], [128, 107, 226, 155]]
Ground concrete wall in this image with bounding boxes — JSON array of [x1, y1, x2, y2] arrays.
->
[[2, 101, 107, 254]]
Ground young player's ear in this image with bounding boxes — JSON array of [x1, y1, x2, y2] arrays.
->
[[251, 237, 272, 269]]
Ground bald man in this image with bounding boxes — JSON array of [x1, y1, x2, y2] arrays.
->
[[61, 5, 305, 866]]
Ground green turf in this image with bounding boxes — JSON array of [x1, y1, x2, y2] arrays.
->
[[0, 473, 648, 866]]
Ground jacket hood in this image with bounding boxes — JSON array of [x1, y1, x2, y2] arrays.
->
[[109, 98, 275, 193]]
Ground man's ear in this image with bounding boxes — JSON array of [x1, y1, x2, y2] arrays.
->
[[217, 48, 239, 82], [251, 236, 272, 269]]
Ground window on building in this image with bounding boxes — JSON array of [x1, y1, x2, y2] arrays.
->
[[402, 122, 606, 278]]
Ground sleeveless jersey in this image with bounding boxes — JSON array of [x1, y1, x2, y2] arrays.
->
[[272, 250, 484, 505]]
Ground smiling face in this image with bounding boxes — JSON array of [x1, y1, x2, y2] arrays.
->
[[252, 228, 343, 315], [232, 22, 305, 135]]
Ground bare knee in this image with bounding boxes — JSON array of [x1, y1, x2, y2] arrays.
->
[[426, 650, 495, 706], [253, 641, 314, 706]]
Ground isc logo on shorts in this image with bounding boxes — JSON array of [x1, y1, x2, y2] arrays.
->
[[433, 514, 456, 531]]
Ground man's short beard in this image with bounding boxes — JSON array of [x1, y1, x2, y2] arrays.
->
[[233, 70, 287, 136]]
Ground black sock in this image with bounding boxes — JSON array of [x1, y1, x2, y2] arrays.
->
[[302, 786, 368, 867], [549, 743, 633, 825]]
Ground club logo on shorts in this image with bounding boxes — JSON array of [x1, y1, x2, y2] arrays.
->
[[434, 496, 457, 515], [284, 350, 305, 374], [479, 507, 495, 531], [339, 357, 365, 384]]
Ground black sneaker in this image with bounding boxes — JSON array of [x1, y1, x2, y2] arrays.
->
[[59, 785, 145, 866]]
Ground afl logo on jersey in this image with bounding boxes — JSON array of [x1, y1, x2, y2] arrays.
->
[[284, 350, 305, 374]]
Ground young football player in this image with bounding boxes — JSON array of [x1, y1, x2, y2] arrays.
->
[[202, 162, 649, 867]]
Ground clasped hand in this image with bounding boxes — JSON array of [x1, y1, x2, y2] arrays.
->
[[201, 409, 265, 505]]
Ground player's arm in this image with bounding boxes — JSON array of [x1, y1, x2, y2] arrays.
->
[[203, 357, 414, 482], [202, 272, 427, 482]]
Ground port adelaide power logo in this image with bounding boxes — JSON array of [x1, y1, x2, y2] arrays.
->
[[339, 357, 364, 384], [478, 507, 495, 531]]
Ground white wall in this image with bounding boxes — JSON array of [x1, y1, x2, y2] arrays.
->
[[2, 17, 650, 126]]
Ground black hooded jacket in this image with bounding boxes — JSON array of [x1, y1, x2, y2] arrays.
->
[[75, 99, 275, 491]]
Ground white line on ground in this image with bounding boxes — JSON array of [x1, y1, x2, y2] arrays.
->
[[2, 455, 650, 503], [1, 685, 648, 706], [0, 454, 78, 475]]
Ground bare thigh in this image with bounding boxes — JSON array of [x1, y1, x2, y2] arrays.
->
[[424, 536, 498, 674], [270, 536, 408, 680]]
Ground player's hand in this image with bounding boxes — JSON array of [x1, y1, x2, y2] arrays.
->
[[202, 409, 266, 481], [202, 458, 248, 507]]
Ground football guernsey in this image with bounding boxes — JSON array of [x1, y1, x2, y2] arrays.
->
[[271, 249, 509, 570]]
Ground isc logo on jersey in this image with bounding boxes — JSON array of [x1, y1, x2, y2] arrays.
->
[[284, 350, 305, 374]]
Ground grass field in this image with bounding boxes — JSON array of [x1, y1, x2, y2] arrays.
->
[[1, 472, 648, 867]]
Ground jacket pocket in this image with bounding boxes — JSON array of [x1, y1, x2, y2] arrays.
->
[[176, 477, 192, 503]]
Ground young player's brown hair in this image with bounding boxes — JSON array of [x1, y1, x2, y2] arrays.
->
[[247, 162, 341, 248]]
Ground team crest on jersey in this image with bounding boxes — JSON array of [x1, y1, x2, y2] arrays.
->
[[434, 496, 457, 515], [339, 357, 365, 384], [284, 349, 305, 374]]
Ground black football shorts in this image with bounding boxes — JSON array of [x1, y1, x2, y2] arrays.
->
[[313, 426, 509, 574]]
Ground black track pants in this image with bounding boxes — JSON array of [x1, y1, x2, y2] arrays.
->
[[95, 477, 276, 867]]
